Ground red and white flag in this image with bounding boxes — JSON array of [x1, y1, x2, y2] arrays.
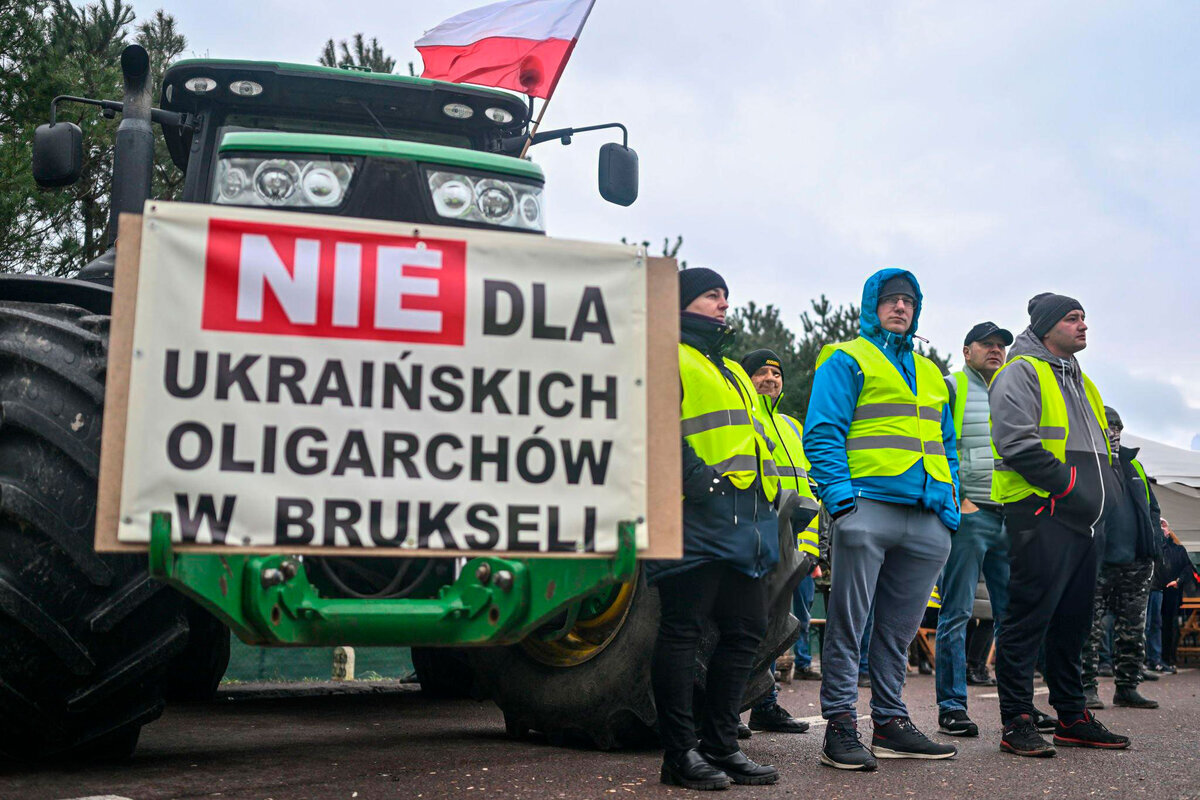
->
[[416, 0, 596, 99]]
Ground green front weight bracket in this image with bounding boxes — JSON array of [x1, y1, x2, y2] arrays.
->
[[148, 511, 638, 647]]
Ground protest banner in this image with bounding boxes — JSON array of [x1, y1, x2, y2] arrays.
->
[[95, 203, 679, 556]]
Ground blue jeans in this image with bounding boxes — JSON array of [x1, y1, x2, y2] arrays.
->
[[793, 574, 815, 667], [935, 505, 1009, 713], [1145, 589, 1163, 667]]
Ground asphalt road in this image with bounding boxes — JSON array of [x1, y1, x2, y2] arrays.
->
[[4, 669, 1198, 800]]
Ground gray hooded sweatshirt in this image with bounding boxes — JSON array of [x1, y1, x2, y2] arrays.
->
[[988, 328, 1118, 536]]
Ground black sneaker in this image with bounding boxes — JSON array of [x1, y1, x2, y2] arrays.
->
[[1098, 664, 1114, 677], [857, 674, 872, 689], [871, 717, 957, 759], [749, 702, 810, 733], [1053, 712, 1131, 749], [820, 715, 878, 771], [938, 709, 979, 737], [1113, 687, 1158, 709], [1000, 714, 1056, 757], [1139, 668, 1159, 682], [1032, 708, 1056, 733], [1083, 686, 1105, 709], [737, 721, 753, 740]]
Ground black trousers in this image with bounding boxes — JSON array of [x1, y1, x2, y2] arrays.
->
[[995, 508, 1099, 723], [1161, 586, 1183, 666], [652, 561, 767, 756], [966, 618, 995, 671]]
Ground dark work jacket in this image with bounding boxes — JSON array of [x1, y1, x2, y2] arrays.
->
[[1154, 538, 1196, 591], [1104, 446, 1162, 563], [643, 313, 780, 585]]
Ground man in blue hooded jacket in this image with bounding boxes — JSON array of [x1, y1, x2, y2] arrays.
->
[[803, 269, 959, 770]]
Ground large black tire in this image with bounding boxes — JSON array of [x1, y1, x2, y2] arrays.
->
[[411, 647, 477, 698], [166, 601, 230, 701], [469, 496, 806, 750], [469, 570, 661, 749], [0, 300, 187, 760]]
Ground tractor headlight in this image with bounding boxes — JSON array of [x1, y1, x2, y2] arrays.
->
[[425, 170, 544, 231], [214, 156, 355, 208]]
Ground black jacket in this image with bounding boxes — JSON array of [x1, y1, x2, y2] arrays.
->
[[1154, 538, 1197, 591], [644, 313, 779, 585], [1110, 446, 1162, 562]]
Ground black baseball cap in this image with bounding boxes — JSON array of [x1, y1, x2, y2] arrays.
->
[[964, 321, 1014, 347]]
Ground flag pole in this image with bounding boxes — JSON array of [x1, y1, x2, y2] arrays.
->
[[519, 97, 551, 159]]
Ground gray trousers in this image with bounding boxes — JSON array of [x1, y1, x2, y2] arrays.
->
[[820, 497, 952, 721]]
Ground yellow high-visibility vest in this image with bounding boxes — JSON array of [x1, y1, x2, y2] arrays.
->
[[754, 399, 821, 556], [816, 337, 953, 487], [990, 356, 1111, 504], [679, 344, 779, 502], [798, 509, 819, 558], [952, 371, 969, 440]]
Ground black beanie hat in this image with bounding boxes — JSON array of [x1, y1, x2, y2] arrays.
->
[[879, 274, 916, 300], [1104, 405, 1123, 430], [678, 267, 729, 310], [1028, 292, 1084, 339], [740, 348, 783, 379]]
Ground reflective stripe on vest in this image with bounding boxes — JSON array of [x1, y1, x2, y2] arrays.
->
[[989, 355, 1111, 503], [679, 344, 779, 501], [816, 337, 953, 485]]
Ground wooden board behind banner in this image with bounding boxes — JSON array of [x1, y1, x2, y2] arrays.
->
[[95, 212, 682, 558]]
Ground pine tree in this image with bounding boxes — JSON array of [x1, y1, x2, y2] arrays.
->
[[0, 0, 187, 276], [319, 34, 396, 74]]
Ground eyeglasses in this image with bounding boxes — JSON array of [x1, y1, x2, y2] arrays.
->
[[879, 294, 913, 308]]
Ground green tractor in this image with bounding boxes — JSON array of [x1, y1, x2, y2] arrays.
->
[[1, 44, 804, 759]]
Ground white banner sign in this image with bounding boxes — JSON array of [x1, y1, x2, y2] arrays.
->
[[115, 203, 648, 554]]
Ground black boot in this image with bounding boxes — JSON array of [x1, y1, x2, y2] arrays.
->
[[660, 749, 731, 791], [1113, 687, 1158, 709], [699, 749, 779, 785], [749, 702, 810, 733]]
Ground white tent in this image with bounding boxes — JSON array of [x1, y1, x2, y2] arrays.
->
[[1124, 433, 1200, 552]]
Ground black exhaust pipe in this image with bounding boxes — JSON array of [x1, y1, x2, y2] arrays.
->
[[105, 44, 154, 246]]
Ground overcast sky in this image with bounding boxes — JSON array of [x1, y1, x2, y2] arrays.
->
[[166, 0, 1199, 447]]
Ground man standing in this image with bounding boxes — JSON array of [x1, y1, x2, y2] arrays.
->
[[648, 267, 781, 790], [935, 322, 1023, 737], [804, 269, 959, 771], [739, 349, 820, 734], [1081, 407, 1161, 710], [990, 293, 1126, 757]]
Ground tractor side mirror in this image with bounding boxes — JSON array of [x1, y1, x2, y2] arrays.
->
[[32, 122, 84, 188], [598, 142, 638, 207]]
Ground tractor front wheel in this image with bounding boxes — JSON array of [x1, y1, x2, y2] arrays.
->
[[0, 301, 186, 760]]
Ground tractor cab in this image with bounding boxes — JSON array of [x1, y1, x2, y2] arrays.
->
[[33, 56, 638, 248]]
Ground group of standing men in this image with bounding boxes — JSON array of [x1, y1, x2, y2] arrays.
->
[[653, 264, 1168, 790]]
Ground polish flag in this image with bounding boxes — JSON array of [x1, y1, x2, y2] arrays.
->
[[416, 0, 596, 99]]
